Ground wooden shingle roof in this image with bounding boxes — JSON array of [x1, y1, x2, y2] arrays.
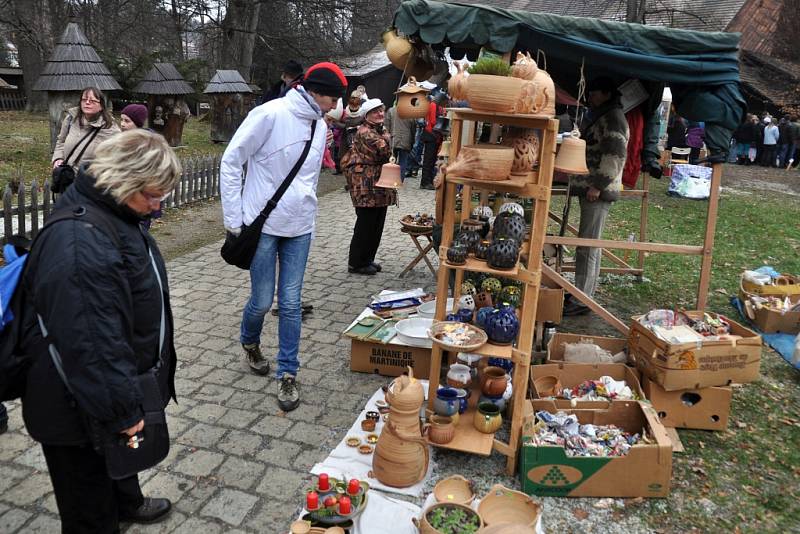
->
[[33, 22, 121, 92], [133, 63, 194, 95], [203, 70, 252, 94]]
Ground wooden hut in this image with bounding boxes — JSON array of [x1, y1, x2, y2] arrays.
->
[[133, 63, 194, 146], [32, 21, 121, 149], [203, 70, 252, 143]]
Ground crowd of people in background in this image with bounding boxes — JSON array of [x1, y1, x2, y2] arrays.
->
[[732, 112, 799, 168]]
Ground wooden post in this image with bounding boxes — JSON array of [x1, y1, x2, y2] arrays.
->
[[696, 163, 722, 311], [637, 172, 649, 278], [30, 179, 40, 238], [17, 181, 26, 238], [3, 185, 13, 240]]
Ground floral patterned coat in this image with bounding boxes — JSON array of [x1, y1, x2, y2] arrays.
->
[[341, 122, 397, 208]]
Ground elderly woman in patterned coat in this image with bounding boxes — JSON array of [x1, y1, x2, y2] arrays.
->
[[341, 98, 397, 275]]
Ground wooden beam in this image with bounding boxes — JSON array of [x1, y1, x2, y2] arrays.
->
[[551, 188, 647, 198], [545, 236, 704, 255], [547, 211, 634, 269], [559, 266, 644, 275], [696, 163, 722, 311], [638, 172, 649, 272], [541, 264, 629, 335]]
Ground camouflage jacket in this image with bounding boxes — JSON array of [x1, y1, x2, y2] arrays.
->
[[569, 99, 629, 202], [341, 122, 397, 208]]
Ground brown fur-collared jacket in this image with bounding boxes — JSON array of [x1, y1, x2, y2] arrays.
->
[[341, 121, 397, 208]]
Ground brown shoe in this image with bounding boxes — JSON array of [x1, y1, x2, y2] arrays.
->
[[243, 343, 270, 375]]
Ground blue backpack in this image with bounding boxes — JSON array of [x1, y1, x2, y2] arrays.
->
[[0, 206, 119, 401]]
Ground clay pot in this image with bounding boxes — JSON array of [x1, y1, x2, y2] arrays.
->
[[290, 520, 312, 534], [396, 76, 430, 120], [498, 285, 522, 309], [474, 291, 493, 310], [446, 363, 472, 389], [466, 74, 527, 113], [533, 375, 563, 398], [433, 475, 475, 505], [480, 366, 509, 397], [474, 402, 503, 434], [478, 484, 542, 529], [475, 306, 495, 331], [415, 502, 484, 534], [501, 128, 540, 175], [424, 415, 455, 445], [453, 388, 469, 414], [478, 392, 507, 413], [433, 387, 460, 417], [361, 419, 376, 432], [475, 240, 490, 261], [382, 30, 412, 70], [486, 238, 520, 271], [446, 243, 468, 265], [448, 61, 469, 101], [483, 307, 520, 345], [457, 229, 482, 255], [373, 421, 429, 487], [446, 144, 514, 181], [510, 51, 538, 81], [492, 212, 526, 245]]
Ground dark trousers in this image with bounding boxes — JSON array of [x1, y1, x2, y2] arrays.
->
[[42, 443, 144, 534], [348, 206, 387, 269], [420, 130, 438, 187], [760, 145, 777, 167]]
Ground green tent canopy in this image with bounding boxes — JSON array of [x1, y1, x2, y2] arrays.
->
[[394, 0, 747, 162]]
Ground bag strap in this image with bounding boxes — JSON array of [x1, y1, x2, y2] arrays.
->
[[63, 125, 101, 166], [257, 120, 318, 220]]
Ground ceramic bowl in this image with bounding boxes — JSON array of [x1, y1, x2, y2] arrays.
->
[[416, 298, 455, 319], [395, 317, 435, 347]]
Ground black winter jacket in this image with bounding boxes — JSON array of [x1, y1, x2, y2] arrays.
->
[[19, 169, 177, 445]]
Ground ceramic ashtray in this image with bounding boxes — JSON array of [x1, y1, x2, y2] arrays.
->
[[361, 419, 376, 432], [358, 444, 373, 455], [346, 437, 361, 447], [375, 399, 388, 409], [366, 433, 379, 444]]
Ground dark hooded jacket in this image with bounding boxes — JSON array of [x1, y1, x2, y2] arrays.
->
[[19, 168, 177, 445]]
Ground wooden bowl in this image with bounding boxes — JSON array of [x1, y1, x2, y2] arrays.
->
[[478, 484, 542, 528], [428, 321, 488, 352], [433, 475, 475, 505]]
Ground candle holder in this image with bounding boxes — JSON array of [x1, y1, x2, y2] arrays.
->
[[303, 476, 369, 526]]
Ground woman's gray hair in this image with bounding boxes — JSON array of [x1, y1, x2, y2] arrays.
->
[[88, 129, 182, 203]]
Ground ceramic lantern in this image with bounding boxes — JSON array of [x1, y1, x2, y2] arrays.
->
[[395, 76, 429, 119]]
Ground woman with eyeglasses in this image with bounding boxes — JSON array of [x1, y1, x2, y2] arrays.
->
[[21, 130, 180, 531], [51, 86, 120, 174]]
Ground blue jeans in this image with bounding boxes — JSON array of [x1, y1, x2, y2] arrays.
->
[[396, 149, 410, 181], [240, 232, 312, 377], [777, 144, 790, 167]]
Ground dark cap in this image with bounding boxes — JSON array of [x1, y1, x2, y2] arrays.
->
[[283, 60, 303, 78], [303, 62, 348, 98]]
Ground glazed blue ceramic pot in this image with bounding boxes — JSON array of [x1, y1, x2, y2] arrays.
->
[[434, 387, 460, 417], [475, 306, 495, 330], [488, 357, 514, 373], [456, 308, 474, 323], [454, 388, 469, 414], [484, 308, 520, 345]]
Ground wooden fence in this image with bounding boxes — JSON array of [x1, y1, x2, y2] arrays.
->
[[1, 155, 221, 244], [0, 91, 27, 111]]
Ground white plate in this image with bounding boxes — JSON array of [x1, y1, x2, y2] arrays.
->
[[415, 299, 455, 319], [395, 332, 433, 348], [395, 318, 434, 339]]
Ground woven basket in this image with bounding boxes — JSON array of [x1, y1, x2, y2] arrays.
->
[[478, 484, 542, 528], [433, 475, 475, 505]]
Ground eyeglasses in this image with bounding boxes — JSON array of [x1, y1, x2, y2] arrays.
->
[[81, 98, 101, 104], [141, 190, 172, 203]]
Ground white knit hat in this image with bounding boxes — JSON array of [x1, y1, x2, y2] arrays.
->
[[361, 98, 385, 115]]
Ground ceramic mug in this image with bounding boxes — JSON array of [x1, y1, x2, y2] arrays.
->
[[434, 387, 460, 417], [474, 402, 502, 434], [446, 363, 472, 389], [453, 388, 469, 414], [480, 366, 509, 397], [424, 415, 455, 445]]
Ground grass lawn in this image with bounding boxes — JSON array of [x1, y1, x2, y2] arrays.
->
[[0, 110, 225, 189], [549, 177, 800, 532]]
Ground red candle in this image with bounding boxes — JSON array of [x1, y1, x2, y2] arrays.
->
[[347, 479, 360, 495], [306, 491, 319, 510], [338, 495, 351, 515], [318, 473, 330, 491]]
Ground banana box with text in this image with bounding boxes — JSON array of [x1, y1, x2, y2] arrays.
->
[[520, 401, 672, 498], [349, 339, 431, 377]]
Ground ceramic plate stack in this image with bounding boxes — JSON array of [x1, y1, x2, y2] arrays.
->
[[395, 318, 434, 348], [416, 298, 455, 319]]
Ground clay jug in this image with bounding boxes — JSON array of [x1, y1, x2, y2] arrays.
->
[[448, 61, 468, 101], [385, 367, 424, 412], [373, 421, 430, 487]]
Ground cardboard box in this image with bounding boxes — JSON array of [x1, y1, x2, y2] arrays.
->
[[628, 312, 761, 391], [530, 363, 644, 411], [641, 377, 731, 431], [751, 297, 800, 334], [520, 401, 672, 498], [536, 287, 564, 324], [546, 333, 627, 364], [349, 339, 431, 377]]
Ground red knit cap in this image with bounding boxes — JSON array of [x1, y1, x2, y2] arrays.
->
[[303, 62, 347, 97]]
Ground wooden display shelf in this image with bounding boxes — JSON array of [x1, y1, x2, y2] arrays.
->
[[449, 108, 553, 129], [469, 342, 513, 359], [440, 254, 520, 278], [446, 173, 547, 198], [424, 405, 495, 456]]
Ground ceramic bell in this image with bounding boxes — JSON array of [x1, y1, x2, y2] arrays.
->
[[375, 157, 403, 188], [555, 129, 589, 175]]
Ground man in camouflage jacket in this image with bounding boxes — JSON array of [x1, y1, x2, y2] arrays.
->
[[564, 77, 629, 316]]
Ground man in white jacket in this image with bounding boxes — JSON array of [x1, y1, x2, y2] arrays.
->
[[220, 62, 347, 411]]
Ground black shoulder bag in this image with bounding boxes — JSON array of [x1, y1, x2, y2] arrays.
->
[[35, 206, 170, 480], [221, 120, 317, 270], [51, 120, 101, 195]]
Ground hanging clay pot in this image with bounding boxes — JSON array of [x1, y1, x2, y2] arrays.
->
[[466, 75, 527, 113], [448, 61, 469, 101], [501, 128, 540, 175], [510, 51, 538, 81], [396, 76, 430, 119], [382, 30, 412, 70]]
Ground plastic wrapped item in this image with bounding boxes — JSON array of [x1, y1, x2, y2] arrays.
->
[[563, 341, 627, 364], [556, 376, 637, 401], [531, 411, 640, 457], [743, 270, 772, 286]]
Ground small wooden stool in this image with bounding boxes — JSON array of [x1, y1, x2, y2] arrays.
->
[[399, 227, 436, 277]]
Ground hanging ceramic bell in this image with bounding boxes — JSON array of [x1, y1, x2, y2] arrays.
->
[[554, 129, 589, 175], [375, 156, 403, 188]]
